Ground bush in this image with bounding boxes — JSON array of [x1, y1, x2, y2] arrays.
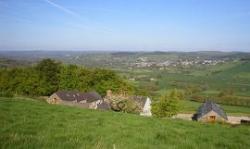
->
[[110, 97, 140, 114], [152, 89, 181, 118]]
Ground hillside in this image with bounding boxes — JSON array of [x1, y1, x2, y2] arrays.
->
[[1, 97, 250, 149]]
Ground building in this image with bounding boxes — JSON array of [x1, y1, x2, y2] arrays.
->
[[140, 97, 152, 116], [132, 96, 152, 116], [194, 100, 228, 122], [48, 91, 110, 110]]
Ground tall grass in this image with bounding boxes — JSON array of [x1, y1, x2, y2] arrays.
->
[[0, 97, 250, 149]]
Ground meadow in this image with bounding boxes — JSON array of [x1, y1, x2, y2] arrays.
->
[[1, 97, 250, 149]]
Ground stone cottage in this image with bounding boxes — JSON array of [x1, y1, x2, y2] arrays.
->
[[193, 100, 228, 122], [48, 91, 110, 110]]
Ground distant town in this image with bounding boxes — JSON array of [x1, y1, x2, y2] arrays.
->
[[132, 56, 227, 68]]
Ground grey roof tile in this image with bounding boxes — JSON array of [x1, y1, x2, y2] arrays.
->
[[55, 91, 102, 103]]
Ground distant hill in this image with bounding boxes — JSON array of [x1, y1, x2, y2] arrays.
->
[[0, 57, 31, 68], [1, 51, 250, 65]]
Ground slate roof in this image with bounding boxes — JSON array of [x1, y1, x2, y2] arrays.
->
[[54, 91, 82, 101], [54, 91, 102, 103], [196, 100, 228, 120], [79, 91, 102, 103]]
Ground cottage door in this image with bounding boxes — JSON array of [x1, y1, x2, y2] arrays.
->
[[209, 116, 216, 122]]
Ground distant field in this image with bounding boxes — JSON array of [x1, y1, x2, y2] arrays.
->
[[1, 97, 250, 149], [120, 61, 250, 106]]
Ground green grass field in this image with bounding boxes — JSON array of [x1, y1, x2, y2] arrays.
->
[[1, 97, 250, 149]]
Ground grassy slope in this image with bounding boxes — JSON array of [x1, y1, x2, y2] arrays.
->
[[1, 97, 250, 149]]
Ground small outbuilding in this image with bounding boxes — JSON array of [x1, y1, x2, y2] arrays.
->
[[133, 96, 152, 116], [193, 100, 227, 122]]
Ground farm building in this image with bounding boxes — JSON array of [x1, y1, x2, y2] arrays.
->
[[132, 96, 152, 116], [48, 91, 110, 110], [194, 100, 228, 122]]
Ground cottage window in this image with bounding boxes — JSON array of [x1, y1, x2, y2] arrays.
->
[[209, 116, 216, 121]]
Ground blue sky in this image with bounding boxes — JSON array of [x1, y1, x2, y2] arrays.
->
[[0, 0, 250, 51]]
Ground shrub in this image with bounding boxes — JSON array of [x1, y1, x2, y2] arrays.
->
[[110, 97, 140, 114], [152, 89, 181, 118]]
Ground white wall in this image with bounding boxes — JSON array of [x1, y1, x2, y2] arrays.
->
[[140, 97, 152, 116]]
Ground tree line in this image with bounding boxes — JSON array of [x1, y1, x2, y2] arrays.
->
[[0, 59, 134, 97]]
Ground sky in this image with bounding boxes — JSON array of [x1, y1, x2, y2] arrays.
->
[[0, 0, 250, 51]]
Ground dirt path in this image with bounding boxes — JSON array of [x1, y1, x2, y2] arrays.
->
[[227, 116, 250, 124]]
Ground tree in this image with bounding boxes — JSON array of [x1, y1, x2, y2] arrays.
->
[[59, 65, 81, 91], [0, 58, 135, 97], [152, 89, 181, 118], [36, 59, 61, 95]]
